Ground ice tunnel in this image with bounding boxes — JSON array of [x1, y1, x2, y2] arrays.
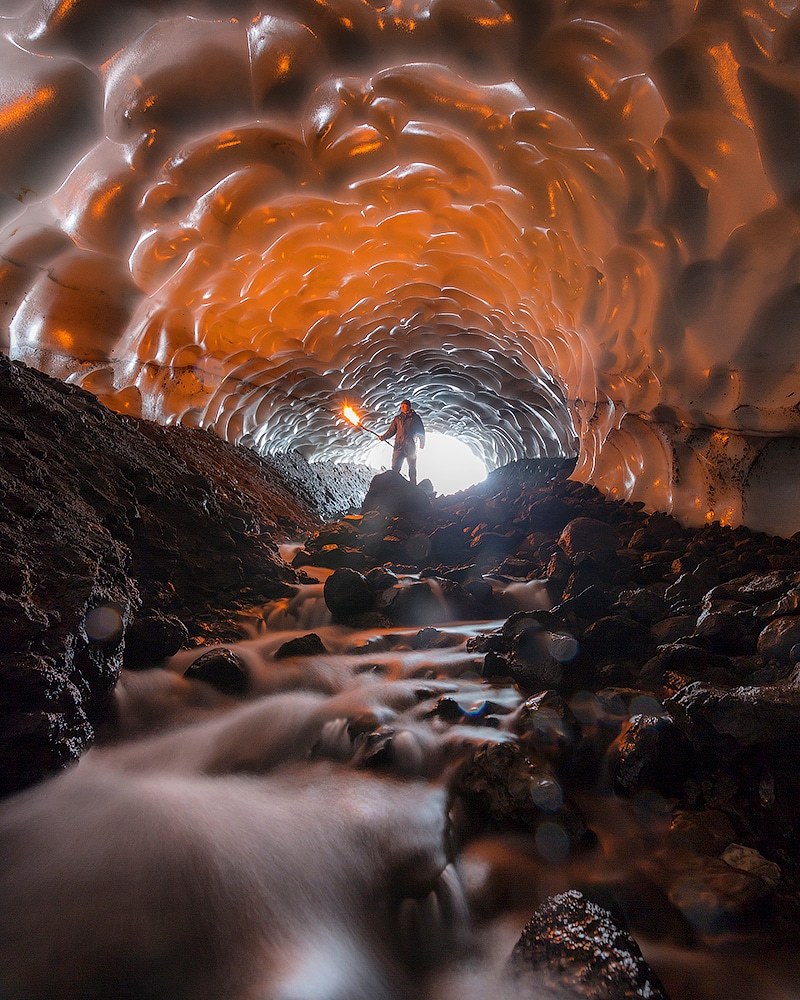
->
[[3, 0, 800, 532]]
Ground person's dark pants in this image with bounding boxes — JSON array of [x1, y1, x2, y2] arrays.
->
[[392, 447, 417, 485]]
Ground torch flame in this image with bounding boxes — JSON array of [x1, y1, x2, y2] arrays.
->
[[342, 405, 361, 426]]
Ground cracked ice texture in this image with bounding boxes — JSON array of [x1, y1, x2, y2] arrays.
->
[[2, 0, 800, 531]]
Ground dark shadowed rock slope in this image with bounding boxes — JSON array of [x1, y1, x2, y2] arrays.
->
[[0, 356, 372, 795]]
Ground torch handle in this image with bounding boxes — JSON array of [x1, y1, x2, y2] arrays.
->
[[361, 425, 382, 439]]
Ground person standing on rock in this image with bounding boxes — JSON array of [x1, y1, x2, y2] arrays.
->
[[380, 399, 426, 486]]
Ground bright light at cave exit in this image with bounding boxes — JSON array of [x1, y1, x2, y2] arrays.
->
[[365, 432, 487, 495]]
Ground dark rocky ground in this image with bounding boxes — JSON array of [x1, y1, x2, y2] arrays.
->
[[0, 356, 372, 794], [291, 466, 800, 943], [6, 357, 800, 994]]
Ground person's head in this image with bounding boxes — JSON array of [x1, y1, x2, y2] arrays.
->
[[400, 399, 411, 413]]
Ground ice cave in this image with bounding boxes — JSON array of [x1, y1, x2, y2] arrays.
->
[[5, 2, 800, 999]]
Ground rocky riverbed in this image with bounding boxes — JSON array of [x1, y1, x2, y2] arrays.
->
[[4, 358, 800, 997], [292, 466, 800, 918]]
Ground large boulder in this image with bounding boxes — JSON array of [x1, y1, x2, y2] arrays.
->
[[666, 670, 800, 751], [361, 470, 432, 517], [508, 890, 668, 999], [558, 517, 618, 560], [323, 568, 374, 619]]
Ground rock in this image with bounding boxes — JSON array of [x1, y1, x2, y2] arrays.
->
[[709, 571, 789, 606], [323, 568, 374, 619], [480, 650, 512, 680], [292, 543, 373, 571], [513, 690, 579, 760], [275, 633, 328, 659], [665, 852, 775, 930], [650, 615, 697, 645], [754, 588, 800, 620], [558, 517, 618, 559], [666, 671, 800, 750], [429, 522, 468, 563], [614, 588, 667, 625], [559, 583, 613, 620], [387, 580, 449, 626], [454, 742, 589, 851], [0, 594, 51, 652], [612, 714, 693, 795], [361, 470, 431, 517], [0, 356, 374, 792], [508, 890, 668, 1000], [668, 809, 738, 855], [469, 531, 520, 561], [364, 566, 398, 591], [664, 572, 714, 610], [409, 627, 461, 650], [124, 613, 189, 668], [183, 647, 249, 697], [638, 643, 735, 689], [581, 616, 650, 659], [628, 512, 683, 551], [720, 844, 781, 889], [508, 625, 580, 693], [694, 611, 754, 655], [757, 616, 800, 661]]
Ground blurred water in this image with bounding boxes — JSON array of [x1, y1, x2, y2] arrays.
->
[[1, 579, 799, 999]]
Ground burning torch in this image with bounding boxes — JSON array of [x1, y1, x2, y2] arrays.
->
[[342, 405, 382, 439]]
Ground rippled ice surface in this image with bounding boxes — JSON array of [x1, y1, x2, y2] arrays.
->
[[2, 580, 800, 999]]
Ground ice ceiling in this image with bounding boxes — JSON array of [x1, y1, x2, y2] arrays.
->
[[3, 1, 800, 532]]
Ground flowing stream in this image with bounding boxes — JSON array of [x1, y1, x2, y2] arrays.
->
[[1, 567, 800, 1000]]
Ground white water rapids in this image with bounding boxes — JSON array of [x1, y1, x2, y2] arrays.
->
[[1, 572, 800, 999]]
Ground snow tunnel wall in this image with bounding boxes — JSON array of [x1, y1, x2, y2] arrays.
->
[[2, 0, 800, 532]]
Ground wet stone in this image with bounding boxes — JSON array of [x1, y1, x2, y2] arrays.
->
[[614, 588, 668, 624], [693, 611, 755, 655], [757, 616, 800, 661], [387, 581, 448, 626], [361, 470, 431, 517], [454, 742, 588, 849], [612, 714, 693, 796], [323, 567, 373, 620], [513, 690, 578, 761], [666, 671, 800, 751], [292, 543, 373, 571], [410, 627, 462, 650], [184, 647, 249, 697], [755, 588, 800, 620], [721, 844, 781, 889], [275, 632, 328, 659], [124, 613, 189, 669], [558, 517, 618, 559], [650, 615, 697, 645], [508, 889, 668, 1000], [580, 615, 650, 659], [667, 809, 738, 855], [480, 650, 512, 680], [519, 628, 580, 689], [364, 566, 397, 592], [665, 853, 775, 932], [558, 584, 612, 621], [638, 643, 735, 689]]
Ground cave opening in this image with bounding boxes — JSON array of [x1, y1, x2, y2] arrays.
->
[[363, 430, 489, 493]]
